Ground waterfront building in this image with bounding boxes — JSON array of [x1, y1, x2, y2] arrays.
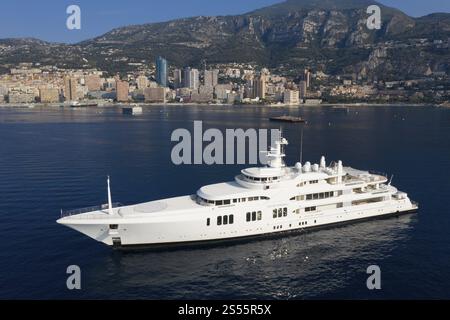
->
[[227, 92, 242, 104], [204, 69, 219, 87], [85, 75, 102, 91], [284, 90, 300, 105], [8, 92, 35, 104], [116, 79, 130, 102], [156, 56, 168, 87], [299, 80, 307, 99], [173, 69, 183, 88], [39, 88, 60, 103], [184, 67, 199, 90], [144, 87, 167, 103], [253, 74, 266, 99], [214, 84, 232, 101], [304, 69, 311, 88], [64, 77, 78, 101]]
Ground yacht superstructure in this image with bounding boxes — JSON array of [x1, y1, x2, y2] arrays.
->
[[57, 134, 418, 249]]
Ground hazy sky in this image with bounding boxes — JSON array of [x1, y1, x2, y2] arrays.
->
[[1, 0, 449, 43]]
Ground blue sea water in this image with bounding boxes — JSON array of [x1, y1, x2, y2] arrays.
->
[[0, 105, 449, 299]]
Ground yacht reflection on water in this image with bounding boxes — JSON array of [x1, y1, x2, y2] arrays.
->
[[85, 213, 416, 299]]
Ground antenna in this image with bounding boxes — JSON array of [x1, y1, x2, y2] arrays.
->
[[299, 124, 304, 164], [388, 174, 394, 186], [107, 176, 114, 216]]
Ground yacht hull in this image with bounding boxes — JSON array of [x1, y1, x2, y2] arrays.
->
[[59, 200, 418, 250], [117, 208, 417, 251]]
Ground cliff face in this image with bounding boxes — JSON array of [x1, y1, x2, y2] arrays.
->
[[0, 0, 449, 80]]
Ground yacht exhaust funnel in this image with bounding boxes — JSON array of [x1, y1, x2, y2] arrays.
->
[[320, 156, 326, 168], [337, 161, 343, 184]]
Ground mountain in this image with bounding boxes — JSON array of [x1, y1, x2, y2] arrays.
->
[[1, 0, 449, 80]]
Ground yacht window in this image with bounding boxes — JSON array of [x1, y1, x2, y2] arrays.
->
[[217, 216, 222, 225], [216, 200, 223, 206], [224, 200, 231, 205], [283, 207, 287, 216], [241, 198, 246, 202], [273, 209, 277, 218], [252, 211, 256, 221], [306, 194, 313, 200], [229, 215, 234, 224], [246, 212, 251, 222], [109, 224, 118, 230], [278, 208, 282, 218], [319, 193, 325, 199], [233, 199, 238, 203], [257, 211, 262, 220], [206, 218, 210, 226], [223, 215, 228, 225], [313, 194, 319, 200]]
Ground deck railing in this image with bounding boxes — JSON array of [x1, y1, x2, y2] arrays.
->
[[60, 203, 123, 218]]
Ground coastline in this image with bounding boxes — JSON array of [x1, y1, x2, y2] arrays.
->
[[0, 102, 442, 109]]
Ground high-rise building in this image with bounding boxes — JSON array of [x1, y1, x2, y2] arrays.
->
[[64, 77, 78, 101], [284, 90, 300, 105], [184, 67, 199, 90], [304, 69, 311, 88], [85, 75, 102, 91], [299, 80, 307, 99], [155, 56, 168, 87], [204, 69, 219, 87], [253, 74, 266, 99], [173, 69, 183, 88], [116, 79, 129, 102]]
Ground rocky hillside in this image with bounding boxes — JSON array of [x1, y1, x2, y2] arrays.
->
[[0, 0, 449, 80]]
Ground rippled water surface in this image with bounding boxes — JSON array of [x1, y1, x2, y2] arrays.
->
[[0, 105, 449, 299]]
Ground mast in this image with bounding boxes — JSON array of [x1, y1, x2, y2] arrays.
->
[[300, 124, 304, 164], [107, 176, 114, 216]]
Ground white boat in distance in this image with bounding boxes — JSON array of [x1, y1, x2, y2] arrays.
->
[[57, 133, 418, 249]]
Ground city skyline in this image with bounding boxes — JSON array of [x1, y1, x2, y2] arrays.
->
[[1, 0, 449, 43]]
